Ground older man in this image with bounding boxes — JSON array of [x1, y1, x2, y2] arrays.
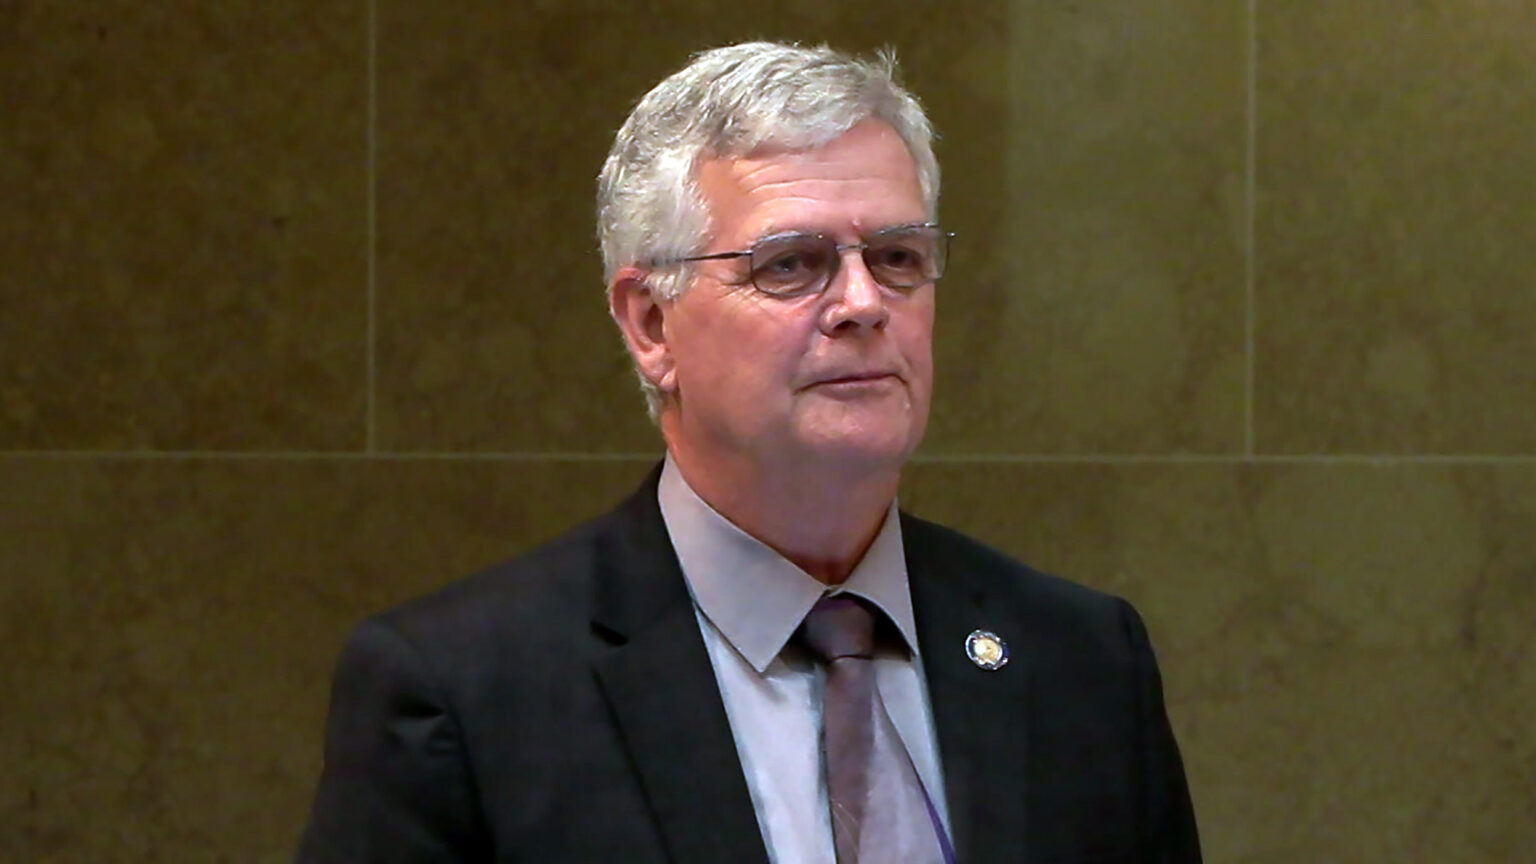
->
[[299, 42, 1200, 863]]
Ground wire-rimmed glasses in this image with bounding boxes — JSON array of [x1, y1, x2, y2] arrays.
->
[[657, 222, 952, 298]]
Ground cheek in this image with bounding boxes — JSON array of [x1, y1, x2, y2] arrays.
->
[[686, 311, 805, 397], [742, 310, 818, 372], [898, 305, 936, 375]]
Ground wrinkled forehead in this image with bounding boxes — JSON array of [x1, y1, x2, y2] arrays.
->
[[695, 158, 920, 261]]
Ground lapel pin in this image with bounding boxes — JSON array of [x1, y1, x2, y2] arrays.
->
[[965, 629, 1008, 670]]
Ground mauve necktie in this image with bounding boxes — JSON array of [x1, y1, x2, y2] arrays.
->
[[799, 595, 952, 864]]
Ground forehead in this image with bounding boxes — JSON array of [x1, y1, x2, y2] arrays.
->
[[696, 120, 926, 243]]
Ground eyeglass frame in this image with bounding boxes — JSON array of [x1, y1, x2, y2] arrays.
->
[[649, 221, 955, 298]]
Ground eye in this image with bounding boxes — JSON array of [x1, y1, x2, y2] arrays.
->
[[870, 245, 921, 269], [866, 240, 934, 283], [750, 238, 831, 293], [761, 251, 813, 276]]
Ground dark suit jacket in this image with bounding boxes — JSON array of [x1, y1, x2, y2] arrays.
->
[[298, 468, 1200, 863]]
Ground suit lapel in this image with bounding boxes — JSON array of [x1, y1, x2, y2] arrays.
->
[[906, 515, 1034, 863], [589, 470, 770, 864]]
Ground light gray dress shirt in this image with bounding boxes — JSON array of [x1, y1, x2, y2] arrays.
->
[[656, 457, 952, 864]]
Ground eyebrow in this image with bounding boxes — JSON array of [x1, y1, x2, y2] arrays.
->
[[747, 221, 933, 245]]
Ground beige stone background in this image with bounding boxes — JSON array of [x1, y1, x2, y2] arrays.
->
[[2, 1, 1533, 861]]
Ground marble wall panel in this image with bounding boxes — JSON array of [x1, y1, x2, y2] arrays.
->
[[902, 461, 1536, 863], [930, 0, 1248, 454], [6, 455, 1531, 861], [0, 457, 651, 863], [1256, 0, 1536, 454], [0, 2, 368, 451], [376, 0, 1240, 456]]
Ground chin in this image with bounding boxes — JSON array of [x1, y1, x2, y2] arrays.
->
[[783, 398, 929, 469], [795, 425, 921, 471]]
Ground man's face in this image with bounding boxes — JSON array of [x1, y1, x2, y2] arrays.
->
[[659, 119, 935, 474]]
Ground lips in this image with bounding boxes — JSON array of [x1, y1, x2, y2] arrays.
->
[[812, 371, 900, 386]]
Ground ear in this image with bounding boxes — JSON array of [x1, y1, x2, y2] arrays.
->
[[608, 267, 678, 395]]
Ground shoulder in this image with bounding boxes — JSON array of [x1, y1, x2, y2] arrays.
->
[[901, 511, 1126, 614], [900, 511, 1143, 657], [356, 506, 620, 673]]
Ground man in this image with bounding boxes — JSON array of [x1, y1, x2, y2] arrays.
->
[[299, 42, 1200, 863]]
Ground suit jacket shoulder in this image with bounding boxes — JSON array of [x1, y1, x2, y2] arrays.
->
[[900, 510, 1135, 655], [299, 469, 768, 864], [372, 512, 611, 669], [898, 511, 1202, 863]]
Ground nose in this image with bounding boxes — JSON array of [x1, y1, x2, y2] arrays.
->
[[820, 248, 889, 334]]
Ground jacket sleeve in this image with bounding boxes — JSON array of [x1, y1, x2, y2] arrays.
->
[[1118, 598, 1203, 863], [296, 616, 489, 863]]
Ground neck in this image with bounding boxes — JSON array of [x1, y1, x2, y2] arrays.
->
[[665, 443, 900, 585]]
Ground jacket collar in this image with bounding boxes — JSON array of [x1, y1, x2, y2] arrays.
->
[[589, 465, 772, 864], [905, 511, 1035, 861], [587, 467, 1035, 863]]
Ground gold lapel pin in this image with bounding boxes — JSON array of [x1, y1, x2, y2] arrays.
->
[[965, 629, 1008, 670]]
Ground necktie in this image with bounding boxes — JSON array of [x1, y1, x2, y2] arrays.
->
[[799, 595, 950, 864]]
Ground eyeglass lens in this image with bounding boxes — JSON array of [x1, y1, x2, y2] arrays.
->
[[747, 226, 947, 296]]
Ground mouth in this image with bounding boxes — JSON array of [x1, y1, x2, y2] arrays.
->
[[810, 371, 902, 387]]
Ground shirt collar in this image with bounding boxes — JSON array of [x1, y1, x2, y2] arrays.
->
[[657, 454, 920, 674]]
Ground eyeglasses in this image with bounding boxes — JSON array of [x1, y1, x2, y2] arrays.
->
[[658, 222, 953, 298]]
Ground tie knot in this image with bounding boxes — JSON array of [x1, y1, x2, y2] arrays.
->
[[799, 595, 877, 662]]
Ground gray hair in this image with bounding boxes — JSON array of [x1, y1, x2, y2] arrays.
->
[[597, 42, 941, 418]]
